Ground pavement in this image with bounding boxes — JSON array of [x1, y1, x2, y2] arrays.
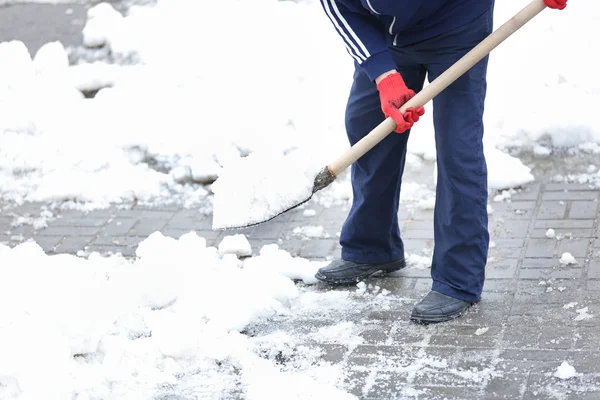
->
[[1, 2, 600, 399]]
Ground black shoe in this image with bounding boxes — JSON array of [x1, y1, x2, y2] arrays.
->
[[410, 290, 475, 324], [315, 258, 406, 285]]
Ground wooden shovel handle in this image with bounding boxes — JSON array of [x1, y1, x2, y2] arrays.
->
[[327, 0, 548, 177]]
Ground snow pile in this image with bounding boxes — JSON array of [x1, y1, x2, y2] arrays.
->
[[554, 361, 577, 380], [559, 252, 577, 266], [0, 233, 353, 399], [406, 253, 432, 269], [574, 307, 593, 322], [211, 150, 324, 230], [1, 0, 597, 210], [546, 228, 556, 239], [218, 234, 253, 257], [293, 225, 330, 239]]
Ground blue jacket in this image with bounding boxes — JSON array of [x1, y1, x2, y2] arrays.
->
[[319, 0, 494, 81]]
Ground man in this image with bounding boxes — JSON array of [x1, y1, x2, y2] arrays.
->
[[315, 0, 568, 323]]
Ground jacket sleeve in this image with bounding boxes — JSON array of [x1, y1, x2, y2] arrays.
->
[[319, 0, 396, 82]]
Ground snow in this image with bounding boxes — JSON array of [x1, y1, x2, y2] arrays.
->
[[303, 209, 317, 217], [574, 307, 593, 322], [474, 327, 489, 336], [554, 361, 577, 380], [0, 0, 598, 211], [546, 228, 556, 239], [559, 252, 577, 266], [211, 150, 323, 230], [218, 234, 252, 258], [406, 253, 432, 270], [0, 233, 360, 399], [293, 225, 330, 239]]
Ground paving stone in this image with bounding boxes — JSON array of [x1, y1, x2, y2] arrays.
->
[[91, 235, 145, 247], [545, 183, 597, 191], [100, 218, 136, 236], [531, 228, 593, 239], [484, 374, 527, 399], [116, 209, 176, 220], [508, 184, 541, 200], [542, 191, 598, 201], [587, 280, 600, 291], [538, 201, 567, 219], [526, 239, 556, 258], [38, 225, 101, 236], [55, 236, 93, 254], [298, 239, 337, 259], [521, 258, 560, 268], [588, 260, 600, 279], [128, 219, 170, 236], [568, 201, 599, 219], [485, 262, 518, 279], [51, 217, 108, 227], [85, 245, 136, 257], [518, 267, 583, 280], [248, 221, 285, 240], [556, 238, 591, 258], [493, 222, 530, 238], [31, 235, 62, 253], [535, 219, 594, 229]]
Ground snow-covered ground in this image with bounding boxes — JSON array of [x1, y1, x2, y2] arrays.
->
[[1, 0, 599, 212]]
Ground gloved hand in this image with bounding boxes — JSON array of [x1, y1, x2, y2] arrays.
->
[[544, 0, 567, 10], [376, 72, 425, 134]]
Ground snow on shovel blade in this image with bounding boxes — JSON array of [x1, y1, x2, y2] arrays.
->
[[211, 151, 336, 230]]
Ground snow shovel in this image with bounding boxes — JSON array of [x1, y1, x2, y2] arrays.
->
[[214, 0, 550, 230]]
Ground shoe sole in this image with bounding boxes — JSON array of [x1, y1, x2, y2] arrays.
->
[[315, 262, 405, 285], [410, 304, 474, 324]]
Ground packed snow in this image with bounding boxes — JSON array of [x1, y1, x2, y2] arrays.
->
[[559, 252, 577, 266], [218, 234, 253, 258], [554, 361, 577, 380], [211, 150, 323, 230], [0, 233, 357, 399], [546, 228, 556, 239], [0, 0, 598, 212]]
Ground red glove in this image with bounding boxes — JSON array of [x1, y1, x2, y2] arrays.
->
[[544, 0, 567, 9], [376, 72, 425, 134]]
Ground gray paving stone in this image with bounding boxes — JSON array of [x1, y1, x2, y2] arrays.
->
[[508, 184, 541, 200], [485, 262, 518, 279], [542, 191, 598, 201], [38, 225, 101, 236], [51, 217, 107, 227], [518, 267, 583, 280], [521, 258, 559, 268], [535, 219, 594, 229], [493, 222, 530, 238], [30, 235, 62, 253], [588, 260, 600, 279], [55, 236, 93, 254], [484, 374, 527, 399], [526, 238, 557, 258], [545, 183, 597, 191], [298, 239, 337, 259], [116, 209, 176, 220], [85, 245, 136, 257], [538, 201, 567, 219], [531, 228, 593, 238], [556, 238, 591, 258], [100, 218, 136, 236], [92, 235, 145, 247], [128, 219, 170, 236], [248, 221, 285, 240], [568, 201, 599, 219]]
